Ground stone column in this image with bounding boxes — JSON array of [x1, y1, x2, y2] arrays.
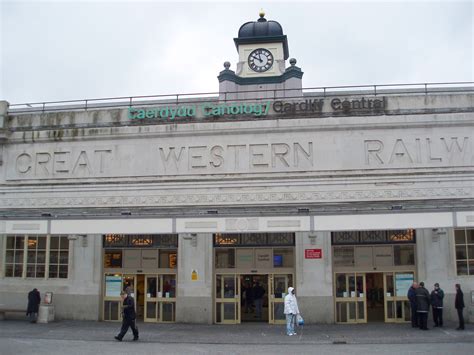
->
[[176, 233, 214, 323], [295, 231, 334, 323]]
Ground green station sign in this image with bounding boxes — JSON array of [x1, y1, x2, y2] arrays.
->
[[128, 97, 385, 121], [129, 101, 271, 120]]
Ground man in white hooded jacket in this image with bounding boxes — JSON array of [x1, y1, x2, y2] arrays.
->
[[284, 286, 300, 336]]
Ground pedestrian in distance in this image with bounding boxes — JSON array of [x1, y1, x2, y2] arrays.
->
[[415, 281, 430, 330], [26, 288, 41, 323], [430, 282, 444, 327], [455, 283, 465, 330], [253, 281, 266, 319], [284, 286, 300, 336], [115, 287, 139, 341], [407, 282, 418, 328]]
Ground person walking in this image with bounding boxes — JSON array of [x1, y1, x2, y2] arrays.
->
[[415, 281, 430, 330], [407, 282, 418, 328], [455, 283, 465, 330], [430, 283, 444, 327], [283, 286, 300, 336], [253, 281, 265, 319], [115, 287, 139, 341], [26, 288, 41, 323]]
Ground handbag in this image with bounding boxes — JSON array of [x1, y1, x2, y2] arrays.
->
[[296, 314, 304, 326]]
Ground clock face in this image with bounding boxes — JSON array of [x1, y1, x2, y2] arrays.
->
[[248, 48, 274, 72]]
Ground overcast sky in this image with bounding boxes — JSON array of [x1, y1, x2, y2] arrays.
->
[[1, 0, 472, 104]]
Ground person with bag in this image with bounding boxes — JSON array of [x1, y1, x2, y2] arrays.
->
[[115, 287, 139, 341], [284, 286, 300, 336]]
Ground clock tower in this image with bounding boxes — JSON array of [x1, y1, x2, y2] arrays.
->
[[218, 11, 303, 100]]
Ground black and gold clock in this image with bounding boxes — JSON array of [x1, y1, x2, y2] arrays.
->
[[248, 48, 274, 72]]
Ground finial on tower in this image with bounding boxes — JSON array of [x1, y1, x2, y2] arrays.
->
[[259, 9, 265, 18]]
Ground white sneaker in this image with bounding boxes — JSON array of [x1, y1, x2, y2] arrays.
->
[[288, 333, 293, 336], [292, 332, 297, 335]]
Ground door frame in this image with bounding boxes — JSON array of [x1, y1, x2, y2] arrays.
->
[[334, 272, 367, 324], [143, 273, 177, 323], [383, 271, 415, 323], [214, 273, 241, 324]]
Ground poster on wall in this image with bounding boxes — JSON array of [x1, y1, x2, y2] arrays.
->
[[395, 273, 414, 297], [105, 275, 122, 297]]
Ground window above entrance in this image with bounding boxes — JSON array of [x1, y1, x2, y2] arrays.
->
[[103, 234, 178, 248], [214, 233, 295, 247], [332, 230, 415, 245]]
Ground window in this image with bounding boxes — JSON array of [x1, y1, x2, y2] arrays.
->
[[26, 236, 47, 278], [5, 236, 24, 277], [104, 250, 123, 268], [454, 228, 474, 276], [273, 248, 294, 268], [159, 250, 177, 269], [215, 249, 235, 268], [394, 245, 415, 266], [4, 235, 69, 279], [49, 236, 69, 278]]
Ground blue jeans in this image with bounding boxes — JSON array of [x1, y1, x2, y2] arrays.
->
[[286, 314, 296, 335]]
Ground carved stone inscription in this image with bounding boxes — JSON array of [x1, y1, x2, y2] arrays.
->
[[8, 134, 472, 180], [14, 148, 112, 178], [157, 142, 313, 173], [365, 137, 471, 166]]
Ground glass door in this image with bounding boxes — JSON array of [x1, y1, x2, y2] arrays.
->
[[269, 274, 293, 324], [215, 274, 240, 324], [334, 273, 366, 323], [384, 272, 413, 323], [103, 273, 136, 321], [144, 274, 177, 322]]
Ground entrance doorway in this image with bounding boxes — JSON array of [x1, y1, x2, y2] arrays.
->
[[366, 273, 384, 322], [103, 273, 177, 322], [334, 271, 415, 323], [214, 273, 293, 324], [241, 275, 268, 322]]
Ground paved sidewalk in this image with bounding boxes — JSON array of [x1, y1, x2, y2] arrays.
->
[[0, 319, 472, 345]]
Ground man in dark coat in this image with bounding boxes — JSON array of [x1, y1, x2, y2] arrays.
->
[[415, 281, 430, 330], [26, 288, 41, 323], [455, 283, 465, 330], [252, 281, 266, 319], [115, 287, 139, 341], [430, 283, 444, 327], [407, 282, 418, 328]]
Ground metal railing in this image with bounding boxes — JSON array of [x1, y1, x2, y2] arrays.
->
[[7, 81, 474, 114]]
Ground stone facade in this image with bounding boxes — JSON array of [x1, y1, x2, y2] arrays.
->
[[0, 87, 473, 324]]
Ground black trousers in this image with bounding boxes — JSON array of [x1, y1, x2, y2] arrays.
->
[[410, 304, 418, 327], [457, 308, 464, 329], [117, 318, 139, 339], [432, 307, 443, 326], [417, 312, 428, 330]]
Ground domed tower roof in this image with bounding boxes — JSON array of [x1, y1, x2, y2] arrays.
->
[[234, 12, 289, 60]]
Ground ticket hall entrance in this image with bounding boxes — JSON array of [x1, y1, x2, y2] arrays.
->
[[332, 230, 417, 324], [102, 234, 178, 323], [213, 233, 295, 324]]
